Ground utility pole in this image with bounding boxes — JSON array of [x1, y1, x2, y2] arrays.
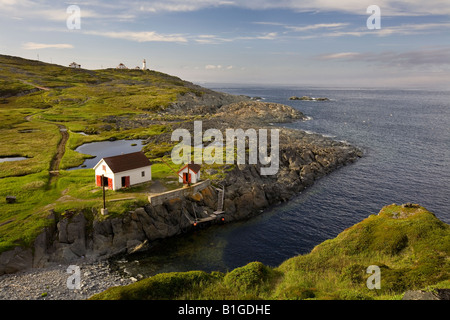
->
[[101, 174, 108, 215]]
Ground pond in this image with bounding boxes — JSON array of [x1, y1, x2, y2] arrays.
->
[[0, 157, 28, 163], [69, 139, 145, 170]]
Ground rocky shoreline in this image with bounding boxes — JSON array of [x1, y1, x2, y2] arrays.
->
[[0, 261, 133, 300], [0, 91, 362, 299]]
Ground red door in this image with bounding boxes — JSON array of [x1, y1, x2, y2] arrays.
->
[[121, 176, 131, 188], [183, 173, 191, 184], [96, 175, 102, 187], [108, 178, 113, 190]]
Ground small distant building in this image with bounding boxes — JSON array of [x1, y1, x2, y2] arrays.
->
[[178, 163, 201, 185], [116, 63, 128, 69], [142, 59, 147, 70], [69, 62, 81, 69], [93, 151, 152, 191]]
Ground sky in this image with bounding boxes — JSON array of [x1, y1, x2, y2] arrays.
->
[[1, 0, 450, 88]]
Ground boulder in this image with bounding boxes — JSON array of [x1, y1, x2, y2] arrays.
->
[[402, 290, 450, 300], [0, 247, 33, 275], [5, 196, 16, 204]]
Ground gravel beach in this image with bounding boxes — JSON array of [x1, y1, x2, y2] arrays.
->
[[0, 262, 133, 300]]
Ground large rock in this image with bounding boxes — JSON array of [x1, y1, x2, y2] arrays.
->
[[0, 247, 33, 275], [403, 290, 450, 300]]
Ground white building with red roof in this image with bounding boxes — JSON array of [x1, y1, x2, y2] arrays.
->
[[93, 151, 152, 190]]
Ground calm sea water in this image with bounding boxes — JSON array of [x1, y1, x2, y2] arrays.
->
[[118, 87, 450, 277]]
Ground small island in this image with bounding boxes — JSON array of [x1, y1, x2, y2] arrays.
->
[[290, 95, 330, 101]]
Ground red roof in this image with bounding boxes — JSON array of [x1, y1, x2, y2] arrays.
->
[[178, 163, 201, 174], [101, 152, 152, 173]]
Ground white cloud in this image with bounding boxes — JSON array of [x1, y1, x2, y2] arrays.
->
[[84, 30, 188, 43], [193, 31, 280, 44], [316, 47, 450, 68], [131, 0, 450, 16], [22, 42, 74, 50], [0, 1, 131, 22], [138, 0, 235, 13], [237, 32, 278, 40], [194, 34, 232, 44], [233, 0, 450, 16], [375, 22, 450, 36], [256, 32, 278, 40], [289, 21, 450, 40], [286, 23, 349, 32], [205, 64, 222, 70], [205, 64, 233, 70], [317, 52, 360, 60]]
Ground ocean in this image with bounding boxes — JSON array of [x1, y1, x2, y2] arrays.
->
[[117, 87, 450, 276]]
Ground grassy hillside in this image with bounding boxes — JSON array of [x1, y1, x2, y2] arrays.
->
[[90, 204, 450, 300], [0, 54, 205, 176], [0, 55, 210, 253]]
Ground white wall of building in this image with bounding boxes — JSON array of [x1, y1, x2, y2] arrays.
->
[[94, 160, 152, 191], [112, 165, 152, 190], [94, 159, 115, 186], [178, 168, 200, 184]]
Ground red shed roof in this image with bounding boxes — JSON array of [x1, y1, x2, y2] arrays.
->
[[178, 163, 201, 174], [99, 151, 152, 173]]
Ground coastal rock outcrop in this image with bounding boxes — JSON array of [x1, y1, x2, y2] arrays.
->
[[290, 96, 330, 101]]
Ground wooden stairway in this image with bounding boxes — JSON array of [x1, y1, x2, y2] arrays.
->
[[214, 184, 225, 215], [187, 185, 225, 226]]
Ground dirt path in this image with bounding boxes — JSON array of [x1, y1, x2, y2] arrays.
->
[[48, 125, 69, 184], [19, 79, 50, 91], [24, 111, 69, 184]]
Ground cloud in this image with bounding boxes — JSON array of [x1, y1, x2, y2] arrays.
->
[[316, 48, 450, 68], [194, 34, 232, 44], [253, 21, 287, 27], [317, 52, 360, 60], [286, 23, 349, 32], [193, 31, 280, 44], [22, 42, 74, 50], [84, 30, 188, 43], [205, 64, 221, 70], [0, 1, 133, 22], [289, 21, 450, 40], [138, 0, 235, 13], [374, 22, 450, 36], [231, 0, 450, 16], [205, 64, 233, 70], [237, 32, 278, 40], [131, 0, 450, 16]]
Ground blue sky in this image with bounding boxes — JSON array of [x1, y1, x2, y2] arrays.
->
[[1, 0, 450, 88]]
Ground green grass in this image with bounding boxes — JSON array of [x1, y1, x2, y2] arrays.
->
[[0, 79, 35, 97], [90, 204, 450, 300], [0, 172, 58, 252], [0, 168, 155, 253]]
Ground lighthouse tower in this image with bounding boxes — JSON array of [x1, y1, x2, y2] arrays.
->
[[142, 59, 147, 70]]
